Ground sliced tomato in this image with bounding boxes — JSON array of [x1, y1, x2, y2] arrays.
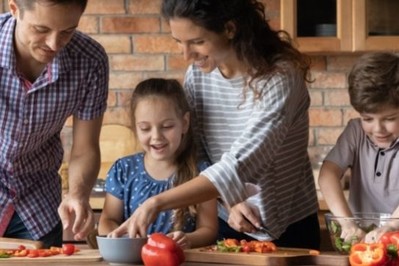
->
[[224, 238, 240, 247], [49, 246, 62, 255], [38, 249, 53, 257], [13, 249, 28, 257], [27, 249, 39, 258]]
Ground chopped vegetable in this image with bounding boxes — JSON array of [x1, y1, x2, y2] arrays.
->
[[216, 238, 277, 253], [0, 244, 78, 259], [329, 220, 375, 254]]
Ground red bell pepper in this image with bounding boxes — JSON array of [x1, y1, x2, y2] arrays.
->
[[379, 231, 399, 264], [349, 243, 387, 266], [141, 233, 185, 266]]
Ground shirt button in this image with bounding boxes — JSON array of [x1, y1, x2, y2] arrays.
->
[[376, 172, 382, 177], [380, 151, 385, 156]]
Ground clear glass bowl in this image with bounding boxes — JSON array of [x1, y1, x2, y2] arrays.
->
[[324, 212, 394, 254]]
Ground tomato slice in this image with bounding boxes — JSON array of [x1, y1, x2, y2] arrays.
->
[[224, 238, 240, 247], [27, 250, 39, 258]]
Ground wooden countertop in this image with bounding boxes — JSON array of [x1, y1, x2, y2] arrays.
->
[[0, 242, 345, 266]]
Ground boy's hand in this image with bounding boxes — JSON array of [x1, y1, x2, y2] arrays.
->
[[340, 220, 366, 243]]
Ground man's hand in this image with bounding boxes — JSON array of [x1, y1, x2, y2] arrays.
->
[[227, 202, 261, 233], [58, 194, 95, 241]]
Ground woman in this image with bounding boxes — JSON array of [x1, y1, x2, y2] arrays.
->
[[111, 0, 320, 249]]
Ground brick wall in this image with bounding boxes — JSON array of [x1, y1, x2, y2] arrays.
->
[[0, 0, 362, 167]]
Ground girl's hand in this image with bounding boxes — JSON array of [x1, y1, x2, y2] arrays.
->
[[167, 231, 191, 249], [108, 198, 159, 238]]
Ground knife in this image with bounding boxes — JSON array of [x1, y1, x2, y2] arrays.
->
[[0, 237, 43, 249]]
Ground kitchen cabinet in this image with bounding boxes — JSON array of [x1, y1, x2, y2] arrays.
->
[[280, 0, 399, 53], [353, 0, 399, 51]]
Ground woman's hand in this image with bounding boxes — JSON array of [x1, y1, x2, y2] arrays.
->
[[167, 231, 191, 249], [227, 202, 261, 233], [108, 198, 160, 238]]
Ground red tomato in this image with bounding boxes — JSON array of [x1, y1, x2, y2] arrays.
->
[[242, 245, 251, 253], [62, 244, 75, 256]]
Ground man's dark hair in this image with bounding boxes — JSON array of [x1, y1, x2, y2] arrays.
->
[[15, 0, 88, 14]]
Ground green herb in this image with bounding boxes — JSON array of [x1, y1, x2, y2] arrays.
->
[[0, 253, 11, 258], [334, 237, 343, 252], [341, 242, 352, 253], [331, 221, 340, 234]]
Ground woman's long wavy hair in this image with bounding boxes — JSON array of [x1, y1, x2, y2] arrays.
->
[[161, 0, 311, 100], [129, 78, 198, 231]]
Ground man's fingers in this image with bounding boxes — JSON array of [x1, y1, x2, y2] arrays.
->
[[58, 205, 71, 230], [74, 211, 95, 240], [72, 207, 85, 234]]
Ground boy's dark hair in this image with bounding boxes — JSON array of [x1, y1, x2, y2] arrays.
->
[[14, 0, 87, 14], [348, 52, 399, 113], [130, 78, 198, 231], [161, 0, 311, 99]]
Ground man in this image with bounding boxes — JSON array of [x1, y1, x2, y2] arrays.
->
[[0, 0, 109, 247]]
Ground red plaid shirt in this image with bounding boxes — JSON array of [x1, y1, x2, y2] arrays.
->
[[0, 13, 109, 239]]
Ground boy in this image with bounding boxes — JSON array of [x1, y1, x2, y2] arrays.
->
[[318, 52, 399, 243]]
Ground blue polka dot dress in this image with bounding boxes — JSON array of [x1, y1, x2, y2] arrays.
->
[[105, 152, 206, 235]]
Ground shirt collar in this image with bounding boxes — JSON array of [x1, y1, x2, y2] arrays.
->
[[0, 13, 17, 70]]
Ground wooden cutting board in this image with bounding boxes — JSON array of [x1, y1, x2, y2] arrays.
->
[[0, 237, 43, 249], [184, 247, 349, 266], [0, 249, 102, 263]]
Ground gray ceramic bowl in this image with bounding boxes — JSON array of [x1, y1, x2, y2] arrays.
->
[[96, 235, 148, 265]]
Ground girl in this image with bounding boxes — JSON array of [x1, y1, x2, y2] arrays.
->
[[98, 78, 217, 249]]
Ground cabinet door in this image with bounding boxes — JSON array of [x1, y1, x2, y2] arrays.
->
[[353, 0, 399, 51], [281, 0, 352, 52]]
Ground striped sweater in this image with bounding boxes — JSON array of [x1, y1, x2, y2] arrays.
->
[[184, 62, 318, 240]]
